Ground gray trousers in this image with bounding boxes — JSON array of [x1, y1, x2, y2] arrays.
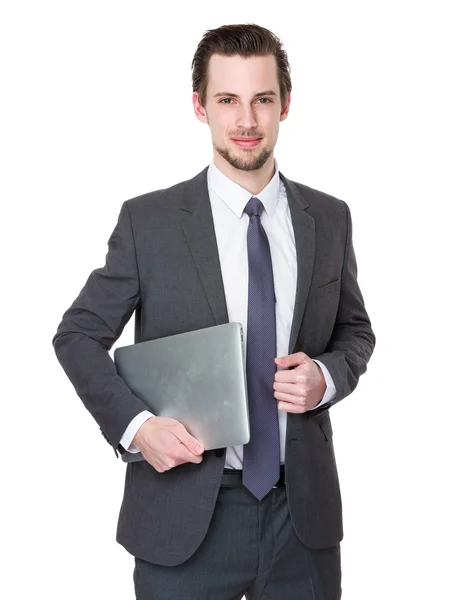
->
[[133, 483, 342, 599]]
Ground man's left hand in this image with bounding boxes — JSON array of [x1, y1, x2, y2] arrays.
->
[[273, 352, 327, 413]]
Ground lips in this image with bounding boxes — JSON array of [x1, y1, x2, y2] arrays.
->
[[231, 137, 262, 148]]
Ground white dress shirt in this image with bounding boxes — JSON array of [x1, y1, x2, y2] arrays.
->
[[119, 158, 336, 467]]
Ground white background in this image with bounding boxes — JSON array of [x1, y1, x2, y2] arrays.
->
[[1, 1, 471, 598]]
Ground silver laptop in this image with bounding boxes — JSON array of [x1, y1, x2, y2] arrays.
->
[[114, 322, 250, 463]]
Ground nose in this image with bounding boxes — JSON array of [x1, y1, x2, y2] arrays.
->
[[236, 104, 257, 130]]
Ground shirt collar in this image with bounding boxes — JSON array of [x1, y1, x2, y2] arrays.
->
[[208, 157, 281, 219]]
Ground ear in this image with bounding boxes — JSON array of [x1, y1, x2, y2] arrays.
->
[[193, 92, 208, 124], [280, 92, 291, 122]]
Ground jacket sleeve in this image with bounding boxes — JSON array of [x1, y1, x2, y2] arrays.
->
[[312, 201, 376, 408], [52, 201, 150, 456]]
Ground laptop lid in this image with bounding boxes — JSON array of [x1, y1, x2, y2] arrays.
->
[[114, 322, 249, 462]]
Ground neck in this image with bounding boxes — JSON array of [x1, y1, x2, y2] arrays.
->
[[212, 153, 276, 196]]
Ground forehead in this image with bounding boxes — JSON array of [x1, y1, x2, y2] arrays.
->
[[207, 54, 278, 94]]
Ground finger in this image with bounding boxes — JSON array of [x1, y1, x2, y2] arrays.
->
[[274, 352, 307, 368], [162, 441, 201, 467], [176, 437, 205, 463], [174, 448, 203, 465], [172, 423, 205, 456], [274, 390, 303, 405], [274, 380, 303, 394], [275, 369, 308, 384], [277, 400, 306, 414]]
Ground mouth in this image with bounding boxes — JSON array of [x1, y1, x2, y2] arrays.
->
[[231, 137, 262, 148]]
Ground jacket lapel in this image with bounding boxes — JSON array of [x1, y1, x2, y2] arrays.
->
[[279, 172, 316, 355], [180, 167, 230, 327], [179, 165, 316, 356]]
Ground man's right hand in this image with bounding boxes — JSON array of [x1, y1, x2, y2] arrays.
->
[[132, 416, 205, 473]]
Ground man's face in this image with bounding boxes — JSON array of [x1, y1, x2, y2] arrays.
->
[[193, 54, 290, 172]]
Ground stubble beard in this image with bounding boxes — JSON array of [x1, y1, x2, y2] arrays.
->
[[214, 142, 273, 172]]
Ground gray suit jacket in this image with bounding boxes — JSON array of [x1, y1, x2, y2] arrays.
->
[[52, 165, 375, 566]]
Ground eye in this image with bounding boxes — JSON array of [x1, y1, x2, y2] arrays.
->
[[218, 97, 273, 104]]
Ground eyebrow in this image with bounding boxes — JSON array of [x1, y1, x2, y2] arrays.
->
[[213, 90, 277, 99]]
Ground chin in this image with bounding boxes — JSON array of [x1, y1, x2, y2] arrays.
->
[[214, 142, 272, 172]]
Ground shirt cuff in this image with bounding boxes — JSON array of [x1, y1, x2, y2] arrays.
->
[[309, 359, 337, 410], [119, 410, 154, 453]]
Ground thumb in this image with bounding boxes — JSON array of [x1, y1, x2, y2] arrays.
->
[[274, 355, 292, 368], [274, 353, 303, 368], [181, 431, 205, 455]]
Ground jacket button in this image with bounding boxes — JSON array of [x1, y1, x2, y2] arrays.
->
[[214, 448, 224, 457]]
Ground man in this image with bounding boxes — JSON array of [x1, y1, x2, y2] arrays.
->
[[53, 23, 375, 600]]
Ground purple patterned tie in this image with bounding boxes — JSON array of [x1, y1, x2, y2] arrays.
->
[[242, 196, 280, 501]]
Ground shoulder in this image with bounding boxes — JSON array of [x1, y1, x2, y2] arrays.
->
[[288, 177, 347, 214], [281, 176, 349, 231], [124, 177, 189, 216]]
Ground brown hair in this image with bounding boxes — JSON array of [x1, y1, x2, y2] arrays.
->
[[191, 23, 292, 110]]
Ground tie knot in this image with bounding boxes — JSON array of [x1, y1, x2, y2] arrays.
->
[[244, 196, 264, 218]]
